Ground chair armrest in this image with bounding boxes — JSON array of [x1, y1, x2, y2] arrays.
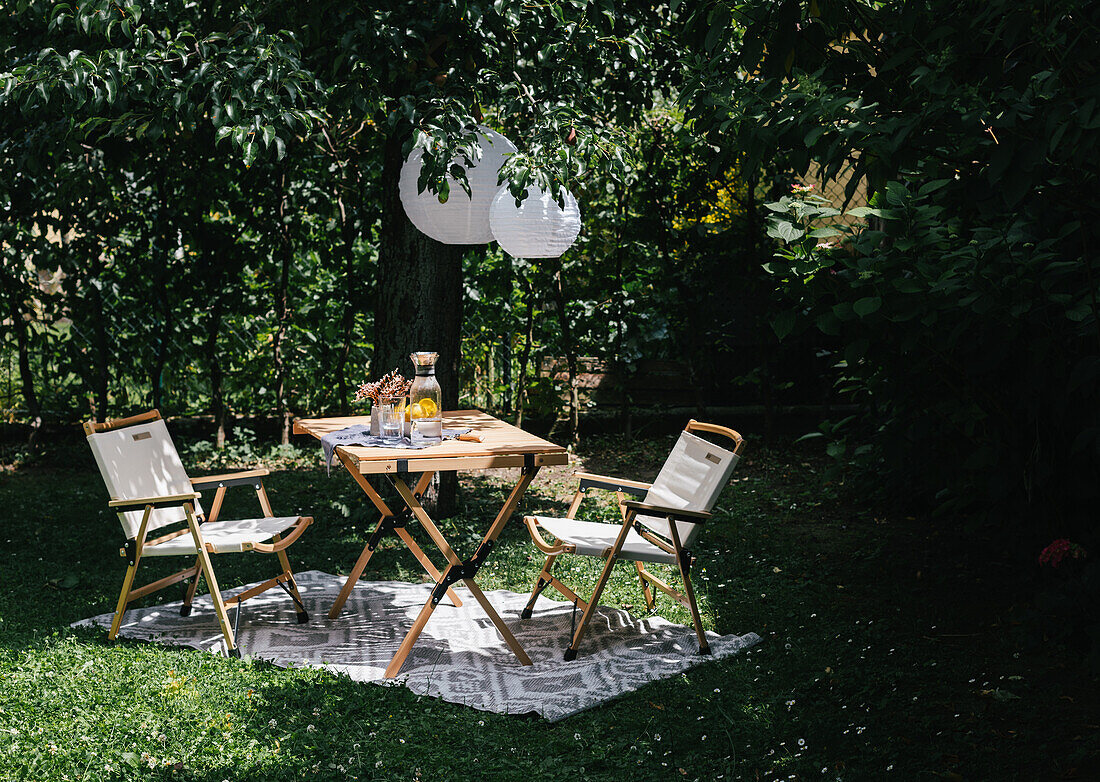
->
[[622, 500, 711, 522], [575, 472, 650, 499], [108, 492, 201, 511], [241, 516, 313, 553], [190, 468, 270, 490]]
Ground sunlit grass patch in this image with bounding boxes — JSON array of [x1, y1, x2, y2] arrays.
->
[[0, 437, 1095, 780]]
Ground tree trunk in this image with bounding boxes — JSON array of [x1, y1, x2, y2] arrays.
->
[[333, 182, 366, 415], [613, 185, 630, 438], [272, 172, 293, 445], [373, 133, 464, 517], [502, 259, 513, 414], [87, 271, 110, 421], [334, 236, 358, 416], [551, 261, 579, 446], [3, 278, 42, 449], [206, 294, 227, 448], [151, 167, 171, 413], [515, 275, 535, 430], [746, 169, 775, 445]]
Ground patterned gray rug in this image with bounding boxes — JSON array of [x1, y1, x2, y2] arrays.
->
[[73, 570, 761, 721]]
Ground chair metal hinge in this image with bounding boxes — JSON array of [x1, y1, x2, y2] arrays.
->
[[124, 538, 137, 566], [679, 548, 693, 571], [275, 578, 307, 615], [521, 453, 535, 474]]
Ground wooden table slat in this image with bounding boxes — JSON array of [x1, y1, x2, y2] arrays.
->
[[294, 409, 567, 474]]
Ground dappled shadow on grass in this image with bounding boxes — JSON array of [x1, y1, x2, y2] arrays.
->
[[2, 444, 1099, 780]]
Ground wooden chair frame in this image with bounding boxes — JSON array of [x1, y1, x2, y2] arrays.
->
[[85, 410, 313, 657], [521, 420, 744, 661]]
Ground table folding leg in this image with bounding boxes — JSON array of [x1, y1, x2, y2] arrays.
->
[[328, 451, 461, 620], [382, 464, 541, 678]]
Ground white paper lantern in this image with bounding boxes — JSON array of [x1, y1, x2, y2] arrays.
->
[[489, 186, 582, 258], [399, 126, 516, 245]]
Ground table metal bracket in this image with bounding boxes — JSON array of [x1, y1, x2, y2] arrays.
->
[[430, 539, 496, 606], [366, 510, 409, 552]]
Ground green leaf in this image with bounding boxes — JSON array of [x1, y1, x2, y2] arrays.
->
[[772, 309, 797, 340], [769, 220, 805, 243], [804, 126, 827, 146], [705, 4, 731, 54], [1066, 302, 1092, 322], [853, 297, 882, 317], [917, 178, 951, 197], [846, 206, 886, 219], [816, 311, 841, 335]]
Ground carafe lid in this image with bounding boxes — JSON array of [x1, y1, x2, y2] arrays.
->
[[410, 351, 439, 375]]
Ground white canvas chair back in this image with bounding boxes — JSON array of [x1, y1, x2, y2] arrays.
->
[[637, 430, 740, 549], [87, 418, 203, 539]]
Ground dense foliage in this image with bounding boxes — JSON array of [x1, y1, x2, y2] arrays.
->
[[1, 0, 795, 448], [8, 0, 1098, 536], [684, 0, 1100, 537]]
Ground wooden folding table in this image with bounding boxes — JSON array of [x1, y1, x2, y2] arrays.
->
[[293, 409, 568, 678]]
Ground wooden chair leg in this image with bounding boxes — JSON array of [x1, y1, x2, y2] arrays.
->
[[676, 557, 709, 655], [521, 554, 558, 619], [108, 562, 139, 640], [109, 505, 152, 640], [668, 523, 710, 655], [564, 554, 619, 661], [186, 510, 238, 657], [635, 561, 655, 610], [564, 514, 636, 661], [273, 536, 309, 623], [181, 556, 201, 616]]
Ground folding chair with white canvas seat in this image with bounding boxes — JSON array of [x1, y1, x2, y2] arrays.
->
[[522, 420, 743, 660], [84, 410, 314, 657]]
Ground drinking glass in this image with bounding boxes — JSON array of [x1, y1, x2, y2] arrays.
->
[[379, 396, 405, 443]]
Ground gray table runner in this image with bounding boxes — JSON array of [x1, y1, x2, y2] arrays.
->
[[321, 425, 471, 474]]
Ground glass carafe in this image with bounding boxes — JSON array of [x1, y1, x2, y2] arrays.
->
[[409, 351, 442, 445]]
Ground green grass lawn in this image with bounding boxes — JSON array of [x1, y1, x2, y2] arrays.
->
[[0, 432, 1096, 780]]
